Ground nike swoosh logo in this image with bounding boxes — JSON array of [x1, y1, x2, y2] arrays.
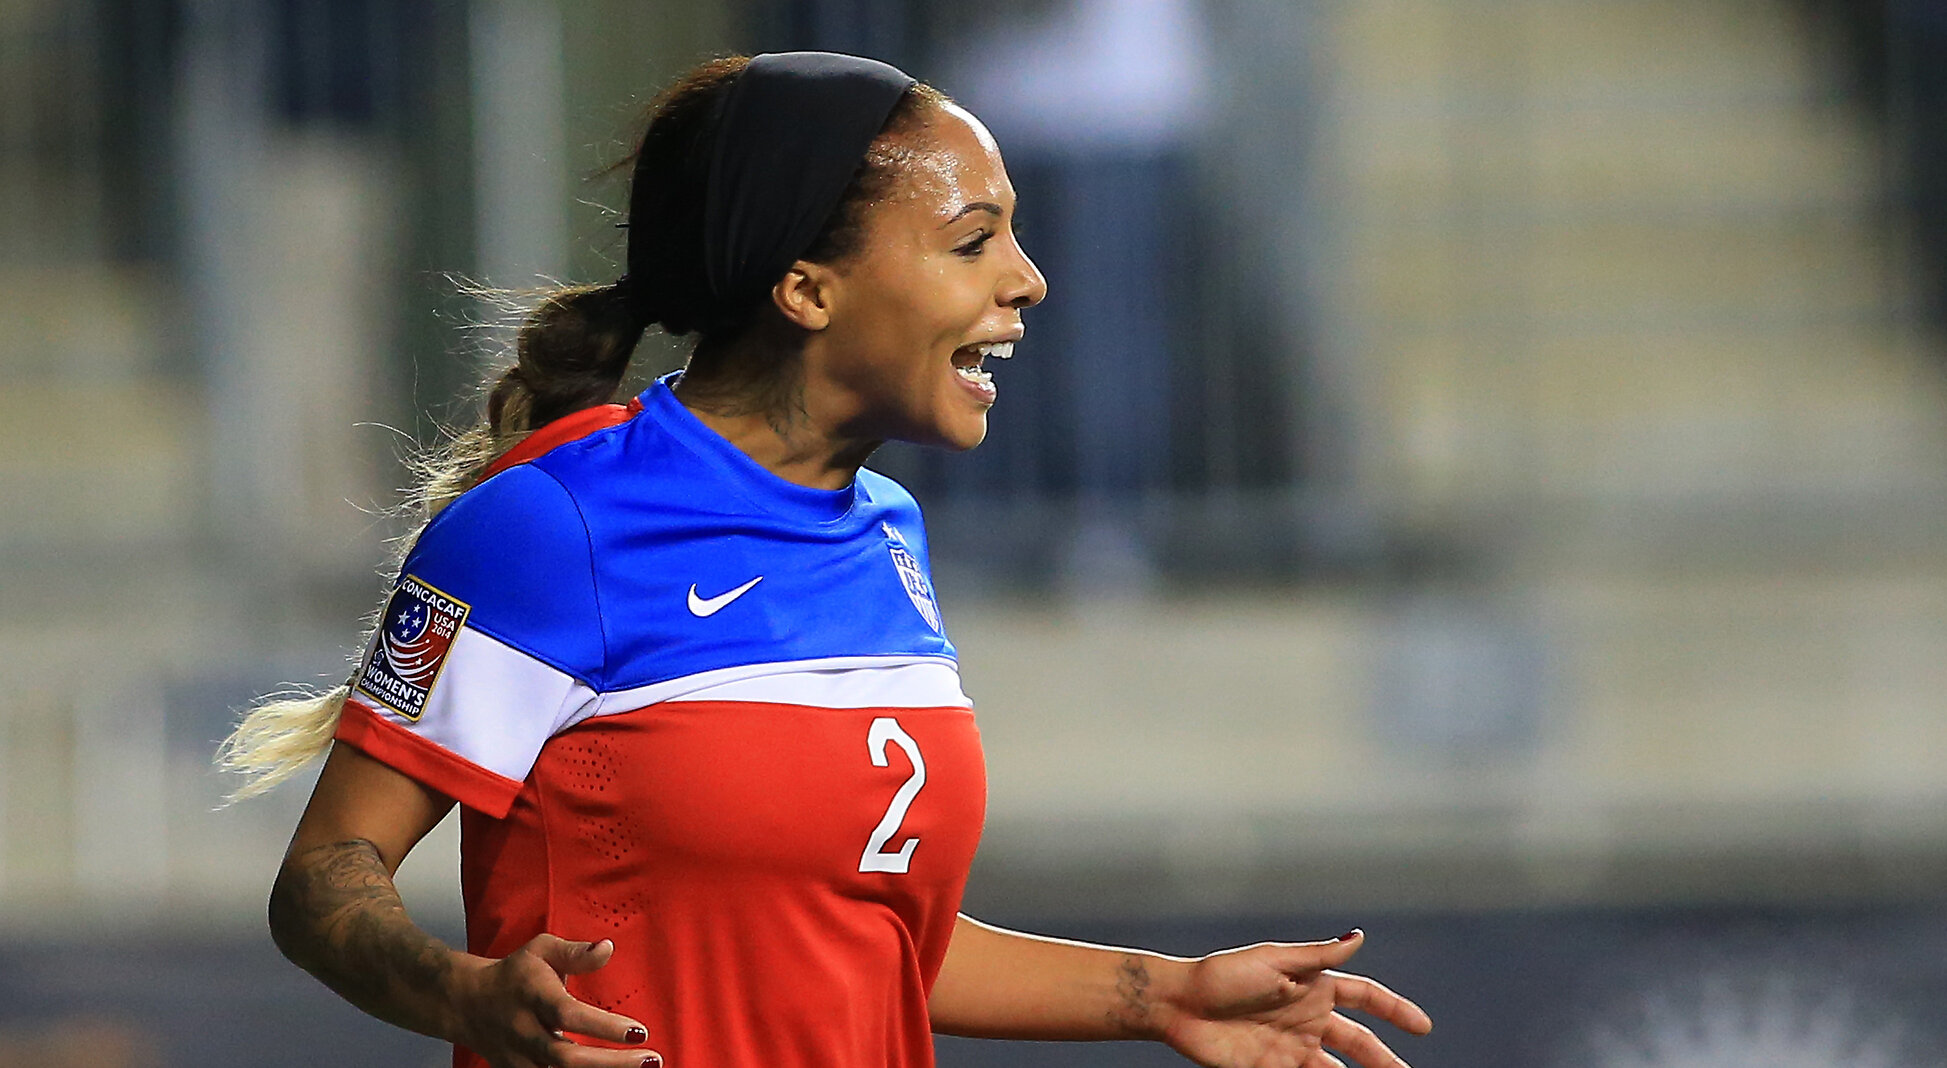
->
[[687, 576, 763, 617]]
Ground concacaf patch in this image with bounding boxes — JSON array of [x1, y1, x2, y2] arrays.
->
[[354, 576, 470, 721], [882, 522, 942, 633]]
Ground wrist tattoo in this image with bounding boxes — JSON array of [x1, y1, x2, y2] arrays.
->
[[1107, 955, 1153, 1036], [270, 839, 455, 1026]]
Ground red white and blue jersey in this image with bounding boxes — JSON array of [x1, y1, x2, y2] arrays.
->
[[335, 375, 987, 1068]]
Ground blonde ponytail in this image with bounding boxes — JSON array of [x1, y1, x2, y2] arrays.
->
[[212, 440, 470, 805], [212, 439, 482, 806], [213, 430, 496, 805], [214, 684, 354, 804], [214, 432, 491, 805]]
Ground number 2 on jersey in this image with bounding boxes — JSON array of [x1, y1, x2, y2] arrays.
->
[[859, 717, 926, 874]]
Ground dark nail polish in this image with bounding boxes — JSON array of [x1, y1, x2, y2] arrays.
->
[[1338, 928, 1362, 942], [640, 1055, 662, 1068], [624, 1026, 647, 1044]]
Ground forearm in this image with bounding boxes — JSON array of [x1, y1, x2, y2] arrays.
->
[[928, 914, 1192, 1040], [268, 837, 482, 1042]]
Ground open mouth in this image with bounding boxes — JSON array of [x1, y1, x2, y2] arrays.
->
[[952, 340, 1014, 387]]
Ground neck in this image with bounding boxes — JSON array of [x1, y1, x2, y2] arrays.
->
[[674, 342, 878, 491]]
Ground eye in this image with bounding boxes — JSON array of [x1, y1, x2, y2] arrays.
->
[[954, 229, 995, 258]]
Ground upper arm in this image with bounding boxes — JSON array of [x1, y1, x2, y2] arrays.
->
[[287, 741, 454, 874], [334, 464, 606, 819]]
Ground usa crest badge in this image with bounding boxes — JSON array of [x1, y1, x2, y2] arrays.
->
[[882, 522, 942, 633], [355, 576, 470, 721]]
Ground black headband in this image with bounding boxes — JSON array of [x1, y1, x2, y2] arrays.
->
[[624, 52, 915, 320]]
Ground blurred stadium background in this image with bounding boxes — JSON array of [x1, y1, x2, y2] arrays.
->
[[4, 0, 1947, 1064]]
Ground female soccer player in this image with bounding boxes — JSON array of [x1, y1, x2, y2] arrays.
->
[[221, 52, 1432, 1068]]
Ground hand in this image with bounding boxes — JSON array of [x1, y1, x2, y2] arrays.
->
[[449, 934, 662, 1068], [1156, 930, 1431, 1068]]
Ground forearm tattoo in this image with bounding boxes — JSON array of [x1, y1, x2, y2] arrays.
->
[[1107, 955, 1153, 1037], [269, 839, 456, 1033]]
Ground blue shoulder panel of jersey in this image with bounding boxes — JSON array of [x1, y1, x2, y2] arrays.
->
[[401, 462, 605, 682], [526, 383, 958, 693]]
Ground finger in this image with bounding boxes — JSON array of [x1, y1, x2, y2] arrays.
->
[[547, 1036, 664, 1068], [550, 991, 650, 1046], [1262, 929, 1365, 977], [530, 934, 618, 977], [513, 1023, 564, 1067], [1306, 1050, 1350, 1068], [1327, 972, 1434, 1034], [537, 1030, 663, 1068], [1323, 1011, 1413, 1068]]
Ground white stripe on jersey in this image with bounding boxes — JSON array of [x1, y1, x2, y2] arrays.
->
[[374, 635, 967, 786], [362, 625, 597, 786], [589, 655, 967, 718], [653, 658, 970, 711]]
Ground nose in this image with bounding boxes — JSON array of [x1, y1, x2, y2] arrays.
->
[[999, 243, 1048, 310]]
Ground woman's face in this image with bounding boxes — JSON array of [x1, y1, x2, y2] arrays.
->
[[805, 102, 1048, 451]]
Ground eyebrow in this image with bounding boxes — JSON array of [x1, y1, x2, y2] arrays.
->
[[940, 201, 1004, 227]]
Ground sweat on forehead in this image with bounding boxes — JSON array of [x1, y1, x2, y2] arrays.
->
[[866, 106, 1007, 213]]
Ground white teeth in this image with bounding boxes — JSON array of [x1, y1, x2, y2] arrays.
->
[[956, 340, 1013, 388]]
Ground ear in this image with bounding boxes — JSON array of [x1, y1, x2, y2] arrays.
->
[[771, 261, 836, 331]]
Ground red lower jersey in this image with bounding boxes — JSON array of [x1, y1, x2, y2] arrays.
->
[[447, 699, 986, 1067]]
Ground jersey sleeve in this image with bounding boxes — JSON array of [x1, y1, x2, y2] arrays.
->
[[336, 464, 606, 817]]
